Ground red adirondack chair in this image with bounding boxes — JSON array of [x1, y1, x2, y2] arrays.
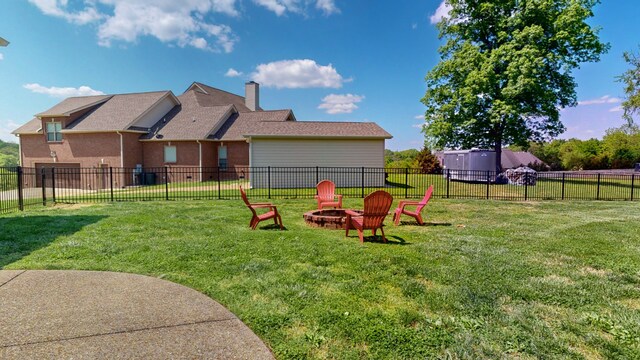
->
[[239, 186, 283, 230], [345, 190, 393, 243], [315, 180, 343, 209], [393, 185, 433, 226]]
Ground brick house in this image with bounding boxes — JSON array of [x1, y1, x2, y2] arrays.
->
[[13, 82, 392, 188]]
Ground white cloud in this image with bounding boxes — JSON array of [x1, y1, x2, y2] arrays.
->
[[0, 53, 3, 61], [0, 120, 21, 143], [28, 0, 239, 52], [27, 0, 103, 24], [23, 83, 105, 98], [252, 59, 348, 89], [253, 0, 288, 16], [430, 1, 451, 25], [609, 105, 623, 113], [318, 94, 364, 114], [225, 68, 243, 77], [578, 95, 622, 106], [316, 0, 340, 15], [253, 0, 339, 16], [414, 114, 424, 120]]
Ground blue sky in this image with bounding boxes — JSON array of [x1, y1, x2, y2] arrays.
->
[[0, 0, 637, 150]]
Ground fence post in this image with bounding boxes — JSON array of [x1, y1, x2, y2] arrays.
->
[[50, 167, 56, 203], [596, 173, 601, 200], [446, 169, 450, 199], [401, 168, 406, 198], [524, 172, 529, 201], [316, 166, 319, 186], [631, 173, 635, 201], [361, 167, 365, 198], [41, 168, 46, 206], [561, 173, 565, 200], [217, 167, 221, 200], [109, 167, 114, 202], [268, 166, 271, 199], [486, 170, 490, 199], [17, 166, 24, 211], [164, 167, 169, 201]]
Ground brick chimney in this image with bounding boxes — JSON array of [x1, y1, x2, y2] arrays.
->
[[245, 81, 259, 111]]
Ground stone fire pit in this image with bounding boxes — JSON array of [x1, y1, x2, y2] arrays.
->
[[303, 209, 363, 230]]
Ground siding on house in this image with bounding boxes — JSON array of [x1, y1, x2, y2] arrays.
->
[[249, 138, 385, 188]]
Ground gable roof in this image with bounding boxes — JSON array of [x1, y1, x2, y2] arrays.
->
[[12, 118, 42, 135], [13, 81, 393, 142], [143, 90, 237, 141], [65, 91, 176, 132], [242, 121, 392, 139], [185, 82, 258, 112], [502, 150, 545, 169], [35, 95, 113, 117]]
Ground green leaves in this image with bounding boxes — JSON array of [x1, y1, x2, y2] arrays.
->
[[422, 0, 607, 167], [619, 48, 640, 124]]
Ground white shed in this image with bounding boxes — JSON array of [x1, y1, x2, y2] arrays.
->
[[244, 122, 392, 188]]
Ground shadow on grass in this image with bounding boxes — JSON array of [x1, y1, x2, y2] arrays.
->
[[0, 215, 107, 268], [345, 234, 410, 245], [397, 221, 453, 227], [257, 223, 288, 231], [384, 180, 414, 189]]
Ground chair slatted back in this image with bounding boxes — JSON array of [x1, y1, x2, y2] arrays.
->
[[362, 190, 393, 228], [239, 186, 258, 216], [316, 180, 337, 201]]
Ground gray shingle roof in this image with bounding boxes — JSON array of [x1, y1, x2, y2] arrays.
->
[[502, 150, 545, 169], [144, 91, 236, 140], [242, 121, 392, 139], [12, 118, 42, 134], [212, 110, 293, 141], [188, 82, 257, 112], [65, 91, 172, 132], [36, 95, 112, 117]]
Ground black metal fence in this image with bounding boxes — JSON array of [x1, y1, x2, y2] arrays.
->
[[1, 166, 638, 215]]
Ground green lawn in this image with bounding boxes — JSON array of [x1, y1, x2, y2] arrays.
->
[[1, 199, 639, 358]]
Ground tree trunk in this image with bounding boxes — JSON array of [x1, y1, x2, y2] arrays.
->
[[494, 140, 503, 173]]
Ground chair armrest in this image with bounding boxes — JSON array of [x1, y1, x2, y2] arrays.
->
[[397, 201, 420, 208], [251, 204, 275, 209], [345, 210, 362, 216], [336, 194, 343, 200]]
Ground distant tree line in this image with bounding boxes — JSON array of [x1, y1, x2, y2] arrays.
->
[[0, 140, 19, 167], [520, 124, 640, 171], [388, 124, 640, 172]]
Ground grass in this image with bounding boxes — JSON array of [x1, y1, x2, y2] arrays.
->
[[1, 199, 640, 358]]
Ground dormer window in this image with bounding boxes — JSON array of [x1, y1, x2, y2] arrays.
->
[[46, 121, 62, 142]]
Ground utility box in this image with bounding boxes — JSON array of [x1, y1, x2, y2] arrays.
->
[[443, 149, 496, 182]]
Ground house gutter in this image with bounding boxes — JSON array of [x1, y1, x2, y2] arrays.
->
[[117, 131, 124, 168], [196, 140, 203, 182]]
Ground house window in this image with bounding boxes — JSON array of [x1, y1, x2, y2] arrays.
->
[[46, 122, 62, 142], [218, 145, 228, 170], [164, 146, 177, 163]]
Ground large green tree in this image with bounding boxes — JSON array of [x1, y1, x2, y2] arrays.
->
[[421, 0, 608, 171], [619, 48, 640, 124]]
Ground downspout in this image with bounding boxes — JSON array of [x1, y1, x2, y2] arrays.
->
[[196, 140, 203, 182], [17, 135, 22, 166], [117, 131, 124, 167], [247, 137, 252, 188]]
